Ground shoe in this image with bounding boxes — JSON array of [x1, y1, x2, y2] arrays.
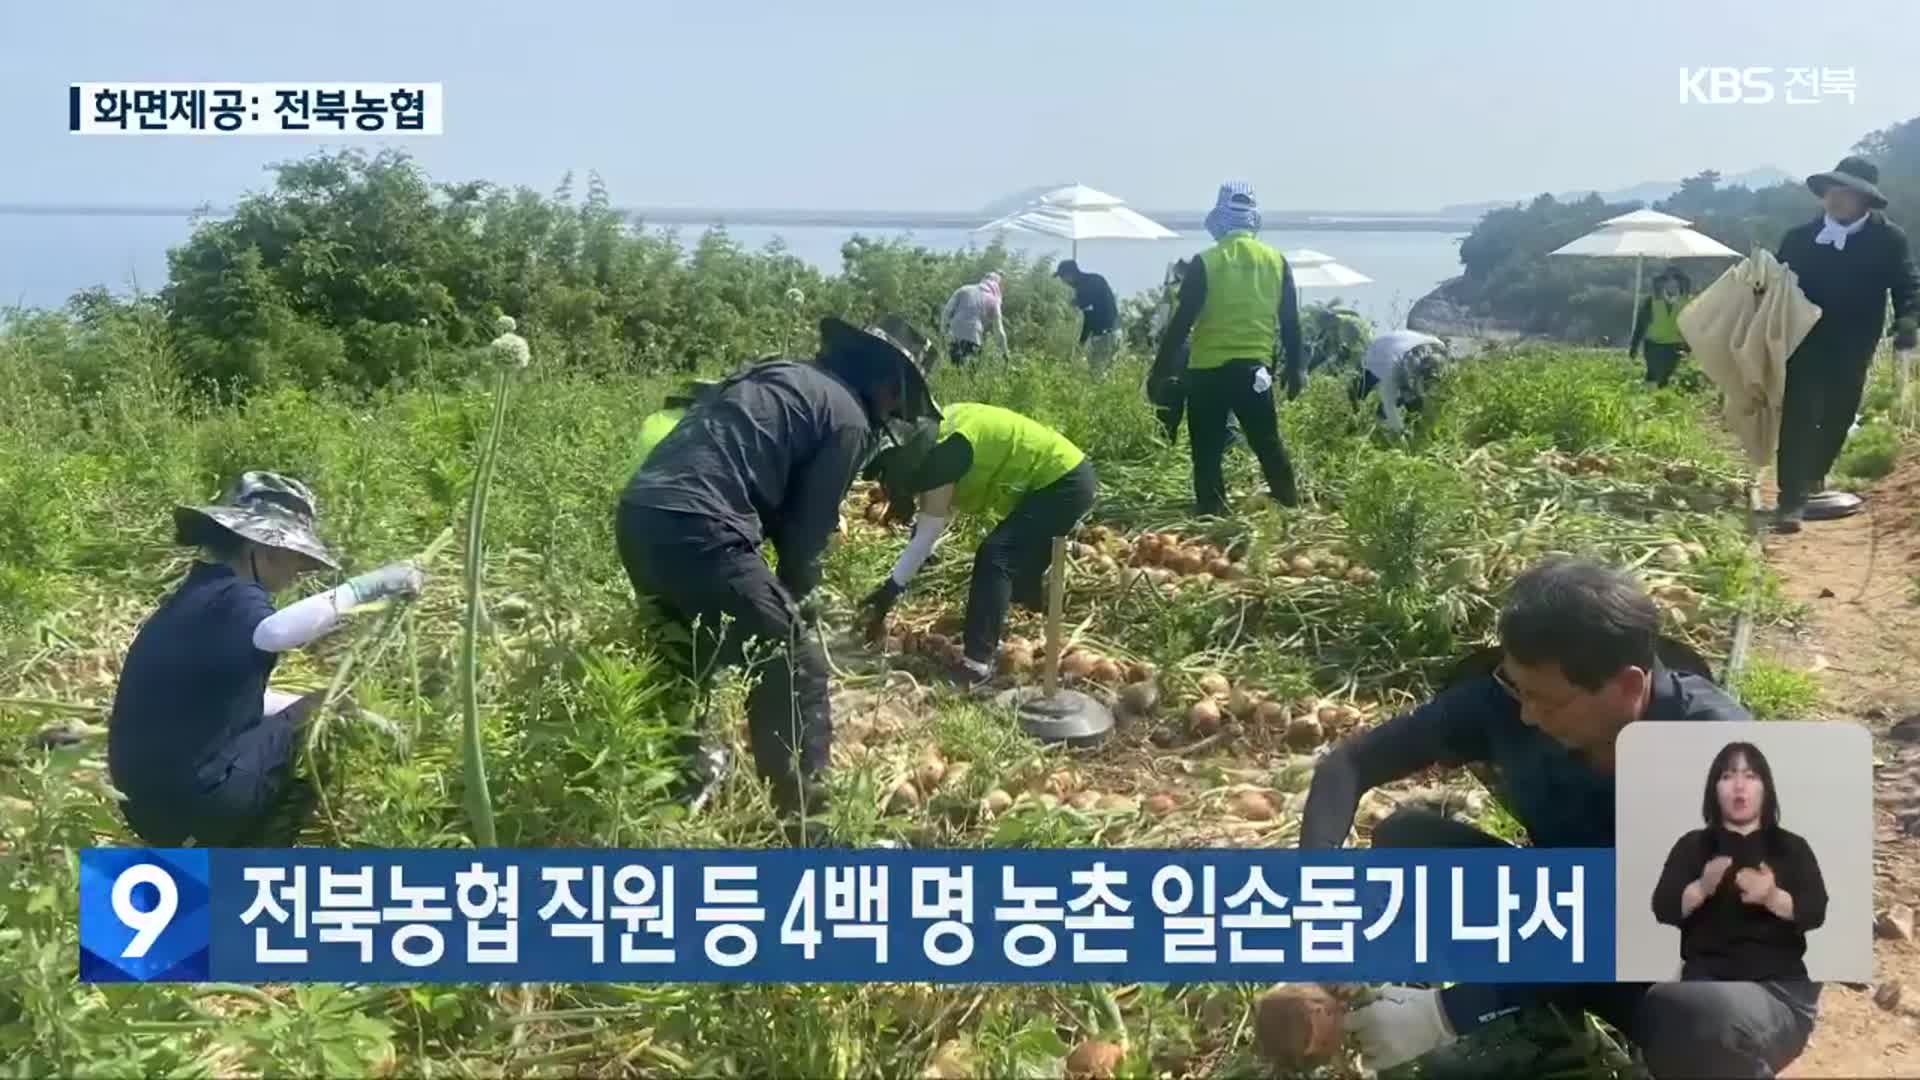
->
[[944, 655, 995, 689], [670, 738, 734, 815], [1772, 505, 1805, 534]]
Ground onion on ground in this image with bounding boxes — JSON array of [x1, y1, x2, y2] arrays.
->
[[1188, 699, 1223, 736]]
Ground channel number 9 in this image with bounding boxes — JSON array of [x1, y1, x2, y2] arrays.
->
[[111, 863, 180, 959]]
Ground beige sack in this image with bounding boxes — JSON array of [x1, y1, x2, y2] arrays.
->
[[1677, 249, 1823, 467]]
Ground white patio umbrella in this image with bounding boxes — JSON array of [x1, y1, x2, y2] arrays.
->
[[1285, 249, 1373, 288], [1550, 209, 1741, 341], [974, 183, 1178, 259]]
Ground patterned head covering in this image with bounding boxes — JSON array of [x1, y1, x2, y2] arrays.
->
[[172, 471, 339, 570], [1205, 181, 1262, 240], [979, 271, 1004, 303]]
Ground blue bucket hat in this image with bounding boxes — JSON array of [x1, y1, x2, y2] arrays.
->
[[1205, 181, 1262, 239]]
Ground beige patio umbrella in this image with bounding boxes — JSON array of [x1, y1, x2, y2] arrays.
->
[[974, 184, 1178, 260], [1550, 209, 1740, 341]]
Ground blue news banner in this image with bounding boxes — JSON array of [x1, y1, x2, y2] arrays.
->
[[79, 848, 1613, 984]]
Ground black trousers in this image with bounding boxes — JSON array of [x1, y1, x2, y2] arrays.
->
[[962, 461, 1097, 664], [1642, 341, 1686, 387], [614, 505, 831, 815], [1185, 359, 1298, 514], [1777, 337, 1876, 509], [1148, 342, 1192, 443], [121, 695, 321, 848], [947, 339, 980, 368], [1373, 808, 1818, 1079]]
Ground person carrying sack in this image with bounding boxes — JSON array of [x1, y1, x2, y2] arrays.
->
[[1154, 181, 1306, 515], [1630, 268, 1695, 388], [1771, 156, 1919, 531], [859, 403, 1096, 689], [108, 472, 426, 847]]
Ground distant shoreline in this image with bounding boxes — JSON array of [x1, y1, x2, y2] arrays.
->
[[0, 203, 1480, 234]]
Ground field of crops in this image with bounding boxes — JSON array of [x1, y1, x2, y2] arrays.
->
[[4, 321, 1913, 1078]]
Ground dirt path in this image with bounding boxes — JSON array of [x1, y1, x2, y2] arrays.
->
[[1755, 454, 1920, 1078]]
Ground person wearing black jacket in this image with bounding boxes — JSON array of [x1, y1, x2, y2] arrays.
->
[[1055, 260, 1122, 372], [1301, 557, 1818, 1079], [1652, 741, 1828, 984], [1772, 156, 1920, 532], [615, 318, 936, 835]]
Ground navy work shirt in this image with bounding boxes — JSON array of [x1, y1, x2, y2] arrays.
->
[[1069, 272, 1121, 342], [108, 562, 280, 803], [1299, 660, 1750, 849]]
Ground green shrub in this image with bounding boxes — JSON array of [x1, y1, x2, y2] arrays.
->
[[1835, 422, 1900, 483]]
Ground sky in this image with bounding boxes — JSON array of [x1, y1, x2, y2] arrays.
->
[[4, 0, 1918, 213]]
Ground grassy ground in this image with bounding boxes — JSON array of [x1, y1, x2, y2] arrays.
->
[[5, 340, 1891, 1078]]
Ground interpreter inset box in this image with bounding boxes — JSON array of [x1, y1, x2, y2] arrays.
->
[[1615, 721, 1872, 983]]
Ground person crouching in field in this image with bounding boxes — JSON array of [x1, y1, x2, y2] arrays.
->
[[860, 403, 1096, 689], [1353, 329, 1452, 434], [108, 472, 425, 847], [615, 318, 936, 838], [1299, 557, 1817, 1079]]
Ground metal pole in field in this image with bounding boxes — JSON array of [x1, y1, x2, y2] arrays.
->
[[1628, 254, 1644, 347], [1042, 536, 1066, 697]]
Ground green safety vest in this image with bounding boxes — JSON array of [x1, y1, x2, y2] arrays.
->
[[633, 407, 687, 468], [943, 403, 1085, 520], [1190, 233, 1288, 372], [1646, 297, 1687, 345]]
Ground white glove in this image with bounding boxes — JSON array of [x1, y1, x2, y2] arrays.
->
[[1343, 987, 1456, 1073], [345, 560, 426, 606]]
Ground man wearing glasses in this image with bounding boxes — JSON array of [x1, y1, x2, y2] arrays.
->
[[1298, 556, 1818, 1079]]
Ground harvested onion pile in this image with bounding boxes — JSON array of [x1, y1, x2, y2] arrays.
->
[[1274, 549, 1380, 587], [1180, 671, 1366, 751]]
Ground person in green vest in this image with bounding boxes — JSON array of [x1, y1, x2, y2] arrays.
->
[[1154, 181, 1306, 515], [631, 380, 721, 469], [1628, 268, 1693, 388], [859, 403, 1097, 686]]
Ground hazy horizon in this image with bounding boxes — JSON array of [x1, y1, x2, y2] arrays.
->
[[4, 1, 1916, 215]]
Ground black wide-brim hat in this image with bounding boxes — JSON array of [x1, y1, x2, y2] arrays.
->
[[1807, 156, 1888, 209], [172, 470, 339, 571], [819, 316, 940, 428]]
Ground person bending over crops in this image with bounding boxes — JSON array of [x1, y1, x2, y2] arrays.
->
[[615, 317, 937, 836], [1154, 182, 1305, 515], [940, 272, 1009, 368], [633, 319, 931, 480], [1770, 156, 1919, 532], [108, 472, 425, 847], [1055, 260, 1122, 373], [1298, 557, 1815, 1079], [1629, 268, 1694, 388], [858, 403, 1096, 688], [1352, 329, 1451, 434]]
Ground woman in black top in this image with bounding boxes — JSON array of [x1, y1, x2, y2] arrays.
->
[[1651, 741, 1829, 981]]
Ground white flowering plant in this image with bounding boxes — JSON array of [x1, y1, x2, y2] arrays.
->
[[489, 315, 530, 368]]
